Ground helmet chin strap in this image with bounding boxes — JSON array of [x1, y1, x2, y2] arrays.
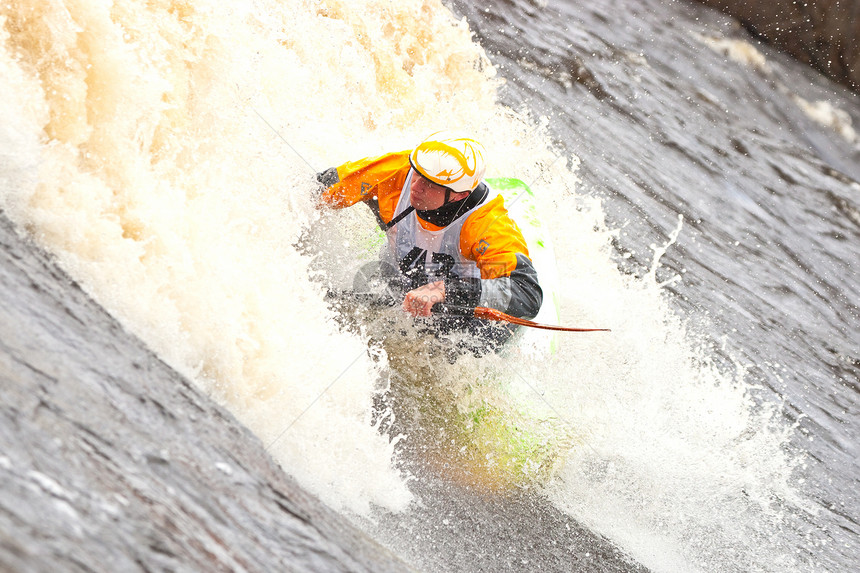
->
[[415, 186, 481, 227], [400, 166, 486, 227]]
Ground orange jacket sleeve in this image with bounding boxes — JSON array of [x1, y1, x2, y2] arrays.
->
[[317, 150, 411, 226], [445, 195, 542, 319], [459, 195, 530, 279]]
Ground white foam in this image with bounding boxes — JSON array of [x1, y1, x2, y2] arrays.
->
[[537, 191, 807, 572]]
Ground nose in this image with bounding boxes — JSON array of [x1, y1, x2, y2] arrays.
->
[[411, 175, 430, 194]]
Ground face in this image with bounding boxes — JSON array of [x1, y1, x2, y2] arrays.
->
[[409, 172, 448, 211]]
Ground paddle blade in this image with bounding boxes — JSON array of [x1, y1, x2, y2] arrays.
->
[[472, 306, 611, 333]]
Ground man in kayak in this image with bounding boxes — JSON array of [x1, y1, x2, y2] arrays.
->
[[315, 131, 542, 350]]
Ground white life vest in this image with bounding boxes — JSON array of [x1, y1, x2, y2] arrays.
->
[[383, 170, 495, 283]]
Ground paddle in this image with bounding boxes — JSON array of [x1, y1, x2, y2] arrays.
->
[[432, 303, 610, 333], [327, 291, 610, 333]]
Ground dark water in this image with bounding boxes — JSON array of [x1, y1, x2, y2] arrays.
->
[[442, 0, 859, 571]]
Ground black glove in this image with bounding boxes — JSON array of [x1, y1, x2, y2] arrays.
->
[[315, 167, 339, 189]]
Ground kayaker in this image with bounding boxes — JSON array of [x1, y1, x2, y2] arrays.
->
[[315, 131, 542, 350]]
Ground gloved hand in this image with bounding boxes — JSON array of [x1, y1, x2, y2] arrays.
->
[[315, 167, 339, 189]]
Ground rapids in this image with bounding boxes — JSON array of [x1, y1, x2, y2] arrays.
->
[[1, 0, 858, 571]]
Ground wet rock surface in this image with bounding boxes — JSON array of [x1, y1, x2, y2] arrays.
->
[[697, 0, 860, 91], [0, 211, 409, 572]]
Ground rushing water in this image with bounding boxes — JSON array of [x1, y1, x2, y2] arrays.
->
[[444, 0, 860, 571], [1, 0, 858, 572]]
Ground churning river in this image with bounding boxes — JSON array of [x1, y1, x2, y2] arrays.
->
[[2, 0, 858, 571]]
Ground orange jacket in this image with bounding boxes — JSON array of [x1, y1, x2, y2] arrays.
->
[[318, 151, 542, 319]]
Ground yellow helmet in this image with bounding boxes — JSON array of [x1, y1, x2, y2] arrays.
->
[[409, 131, 487, 193]]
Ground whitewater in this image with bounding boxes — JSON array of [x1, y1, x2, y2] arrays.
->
[[2, 0, 858, 572]]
